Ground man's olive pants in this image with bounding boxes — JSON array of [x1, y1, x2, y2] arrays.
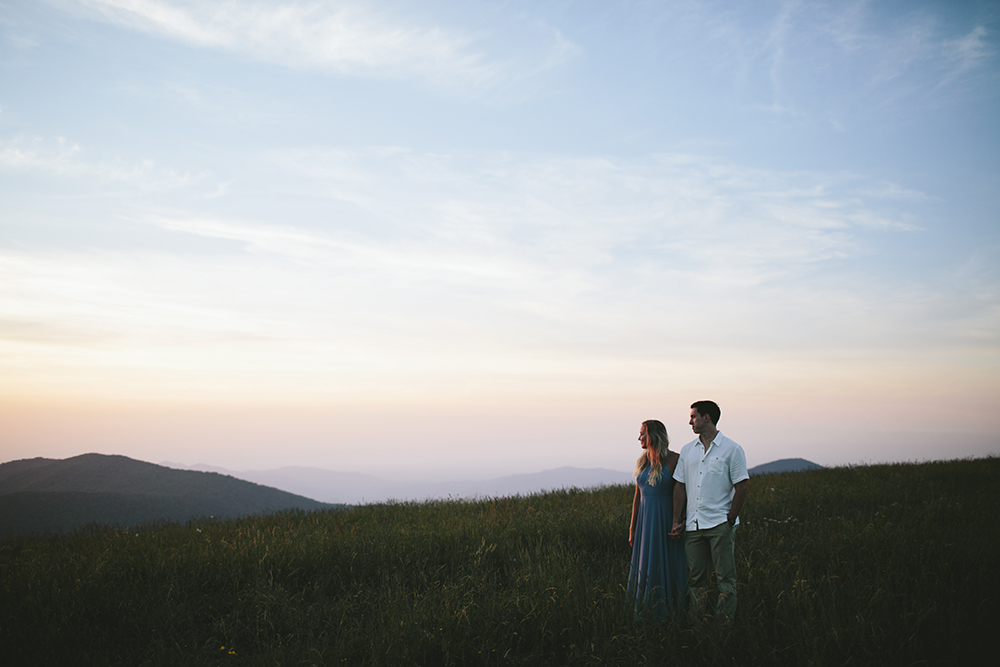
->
[[684, 521, 737, 619]]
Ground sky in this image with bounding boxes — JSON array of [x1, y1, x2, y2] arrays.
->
[[1, 0, 998, 479]]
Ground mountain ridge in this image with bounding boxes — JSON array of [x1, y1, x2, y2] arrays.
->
[[160, 458, 827, 504], [160, 462, 638, 505], [1, 454, 827, 537], [0, 454, 340, 537], [748, 458, 824, 476]]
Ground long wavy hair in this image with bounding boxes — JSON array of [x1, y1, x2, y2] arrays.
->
[[634, 419, 670, 486]]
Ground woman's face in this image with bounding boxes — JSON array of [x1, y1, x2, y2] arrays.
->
[[639, 423, 649, 449]]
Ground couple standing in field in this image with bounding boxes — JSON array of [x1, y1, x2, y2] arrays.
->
[[627, 400, 749, 621]]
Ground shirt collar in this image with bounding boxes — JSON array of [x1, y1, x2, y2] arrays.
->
[[700, 432, 723, 455]]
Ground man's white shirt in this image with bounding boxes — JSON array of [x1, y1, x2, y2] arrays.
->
[[673, 433, 749, 532]]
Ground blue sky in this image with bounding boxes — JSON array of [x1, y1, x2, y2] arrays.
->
[[1, 0, 998, 476]]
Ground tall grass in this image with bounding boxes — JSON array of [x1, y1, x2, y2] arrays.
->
[[1, 457, 997, 665]]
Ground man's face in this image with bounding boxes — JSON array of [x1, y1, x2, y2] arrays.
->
[[689, 408, 710, 434]]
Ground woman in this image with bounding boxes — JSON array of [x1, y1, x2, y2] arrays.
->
[[628, 419, 686, 618]]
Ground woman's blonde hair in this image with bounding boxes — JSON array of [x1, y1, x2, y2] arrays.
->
[[634, 419, 670, 486]]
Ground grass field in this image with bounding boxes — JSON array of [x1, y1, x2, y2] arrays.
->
[[1, 457, 997, 666]]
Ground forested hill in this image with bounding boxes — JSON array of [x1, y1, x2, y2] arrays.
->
[[0, 454, 340, 537]]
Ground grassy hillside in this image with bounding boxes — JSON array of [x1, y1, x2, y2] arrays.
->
[[0, 491, 268, 536], [1, 457, 997, 666], [0, 454, 339, 536]]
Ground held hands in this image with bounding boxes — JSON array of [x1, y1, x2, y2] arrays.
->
[[669, 520, 684, 540]]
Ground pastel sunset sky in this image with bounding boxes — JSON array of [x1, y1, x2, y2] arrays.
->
[[2, 0, 998, 478]]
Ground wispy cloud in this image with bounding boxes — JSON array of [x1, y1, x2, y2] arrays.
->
[[267, 148, 908, 268], [938, 25, 993, 86], [686, 0, 999, 121], [61, 0, 576, 92], [0, 135, 194, 190], [104, 147, 931, 356], [1, 138, 993, 425], [0, 125, 928, 308], [824, 5, 997, 107]]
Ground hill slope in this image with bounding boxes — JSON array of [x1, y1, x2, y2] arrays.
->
[[0, 454, 339, 536]]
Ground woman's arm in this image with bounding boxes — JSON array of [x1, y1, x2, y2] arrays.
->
[[629, 483, 641, 548], [667, 451, 679, 476], [670, 482, 686, 539]]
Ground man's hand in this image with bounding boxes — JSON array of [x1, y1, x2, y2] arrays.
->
[[669, 520, 684, 540]]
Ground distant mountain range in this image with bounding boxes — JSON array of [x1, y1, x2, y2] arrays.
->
[[160, 457, 825, 505], [159, 462, 637, 505], [0, 454, 340, 537], [1, 454, 824, 537], [748, 458, 824, 475]]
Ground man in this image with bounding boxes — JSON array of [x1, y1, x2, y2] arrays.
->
[[670, 400, 749, 620]]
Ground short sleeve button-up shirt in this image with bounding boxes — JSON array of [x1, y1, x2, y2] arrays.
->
[[672, 432, 749, 531]]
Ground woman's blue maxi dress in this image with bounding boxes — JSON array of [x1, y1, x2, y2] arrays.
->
[[628, 465, 687, 618]]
